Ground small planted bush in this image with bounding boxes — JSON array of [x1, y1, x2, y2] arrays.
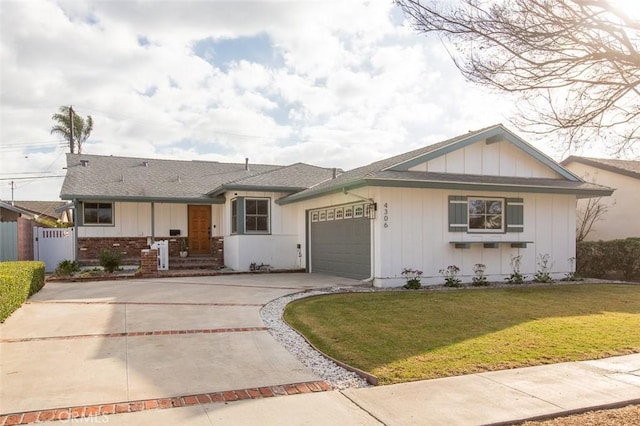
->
[[0, 261, 45, 322], [55, 259, 80, 277], [506, 255, 526, 284], [472, 263, 489, 286], [99, 249, 122, 273], [533, 253, 554, 283], [440, 265, 462, 287], [401, 267, 423, 289]]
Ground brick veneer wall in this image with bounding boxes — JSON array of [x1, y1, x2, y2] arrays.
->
[[78, 236, 224, 264], [17, 217, 36, 261], [140, 248, 158, 275]]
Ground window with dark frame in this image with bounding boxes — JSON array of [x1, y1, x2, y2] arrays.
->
[[84, 202, 113, 225]]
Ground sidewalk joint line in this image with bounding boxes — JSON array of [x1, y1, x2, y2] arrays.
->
[[338, 390, 388, 426]]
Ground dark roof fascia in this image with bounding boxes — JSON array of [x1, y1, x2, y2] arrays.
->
[[561, 156, 640, 180], [59, 195, 226, 204], [207, 184, 306, 197], [276, 181, 368, 205], [362, 177, 613, 197], [388, 126, 580, 181]]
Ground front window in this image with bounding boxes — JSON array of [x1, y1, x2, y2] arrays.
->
[[231, 199, 238, 234], [468, 198, 503, 232], [245, 198, 269, 233], [84, 202, 113, 225]]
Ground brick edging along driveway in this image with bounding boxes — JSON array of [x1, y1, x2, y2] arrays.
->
[[0, 381, 332, 425]]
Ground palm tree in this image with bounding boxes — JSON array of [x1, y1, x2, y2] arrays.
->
[[50, 106, 93, 154]]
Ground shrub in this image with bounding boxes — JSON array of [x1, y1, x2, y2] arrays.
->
[[576, 239, 640, 279], [99, 249, 122, 273], [440, 265, 462, 287], [401, 267, 423, 289], [0, 261, 45, 322], [55, 259, 80, 277]]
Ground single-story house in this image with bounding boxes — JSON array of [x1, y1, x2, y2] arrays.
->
[[561, 156, 640, 241], [11, 201, 73, 224], [60, 124, 613, 286]]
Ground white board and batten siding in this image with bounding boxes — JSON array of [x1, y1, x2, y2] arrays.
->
[[292, 186, 577, 287], [222, 191, 299, 271], [373, 187, 576, 287], [77, 202, 222, 238], [408, 140, 561, 179]]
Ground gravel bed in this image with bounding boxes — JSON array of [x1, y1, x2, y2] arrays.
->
[[260, 286, 372, 390]]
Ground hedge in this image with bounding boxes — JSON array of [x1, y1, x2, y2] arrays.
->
[[576, 238, 640, 280], [0, 261, 45, 322]]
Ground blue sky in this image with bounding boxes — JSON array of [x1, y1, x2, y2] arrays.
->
[[0, 0, 603, 201]]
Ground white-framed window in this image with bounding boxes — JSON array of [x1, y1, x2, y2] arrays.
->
[[83, 202, 113, 225], [449, 195, 523, 233], [468, 198, 504, 232]]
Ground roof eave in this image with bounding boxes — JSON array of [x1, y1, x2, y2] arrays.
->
[[59, 194, 226, 204], [208, 184, 308, 197], [363, 177, 614, 197], [562, 156, 640, 180]]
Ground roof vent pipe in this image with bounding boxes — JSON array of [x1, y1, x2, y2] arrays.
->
[[80, 160, 89, 167], [143, 161, 149, 167], [245, 158, 249, 171], [332, 168, 337, 179]]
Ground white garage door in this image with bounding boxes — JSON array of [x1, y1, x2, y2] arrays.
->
[[309, 203, 371, 280]]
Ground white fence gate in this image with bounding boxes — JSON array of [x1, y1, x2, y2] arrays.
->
[[34, 227, 75, 272]]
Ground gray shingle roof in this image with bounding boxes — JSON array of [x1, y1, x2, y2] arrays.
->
[[278, 124, 611, 204], [208, 163, 337, 195], [12, 201, 68, 220], [561, 156, 640, 180], [60, 154, 288, 201]]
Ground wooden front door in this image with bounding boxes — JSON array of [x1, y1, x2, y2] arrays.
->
[[188, 205, 211, 255]]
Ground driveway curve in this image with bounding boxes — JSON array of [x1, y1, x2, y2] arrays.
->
[[0, 273, 361, 420]]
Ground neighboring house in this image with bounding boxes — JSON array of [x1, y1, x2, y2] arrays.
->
[[12, 200, 72, 223], [561, 156, 640, 241], [60, 124, 612, 286], [0, 201, 37, 262]]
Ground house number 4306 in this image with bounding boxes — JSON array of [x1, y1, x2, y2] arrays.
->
[[383, 203, 389, 228]]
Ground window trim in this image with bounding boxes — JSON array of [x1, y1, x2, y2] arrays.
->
[[82, 202, 114, 226], [230, 197, 271, 235], [244, 197, 270, 234], [467, 197, 505, 233]]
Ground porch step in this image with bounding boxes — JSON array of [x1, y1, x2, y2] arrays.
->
[[168, 256, 222, 270]]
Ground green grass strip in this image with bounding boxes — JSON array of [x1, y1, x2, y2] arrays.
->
[[284, 284, 640, 385]]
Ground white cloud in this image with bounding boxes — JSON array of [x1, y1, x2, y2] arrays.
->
[[1, 0, 519, 201]]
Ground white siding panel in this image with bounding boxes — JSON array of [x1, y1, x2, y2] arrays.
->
[[463, 143, 483, 175]]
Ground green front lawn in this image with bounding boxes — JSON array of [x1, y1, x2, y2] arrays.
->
[[284, 284, 640, 385]]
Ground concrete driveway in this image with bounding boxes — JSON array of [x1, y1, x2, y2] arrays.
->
[[0, 273, 361, 420]]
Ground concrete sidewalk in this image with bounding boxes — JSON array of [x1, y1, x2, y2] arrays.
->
[[9, 353, 639, 425]]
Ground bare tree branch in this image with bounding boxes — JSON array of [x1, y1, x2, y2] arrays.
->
[[396, 0, 640, 156]]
